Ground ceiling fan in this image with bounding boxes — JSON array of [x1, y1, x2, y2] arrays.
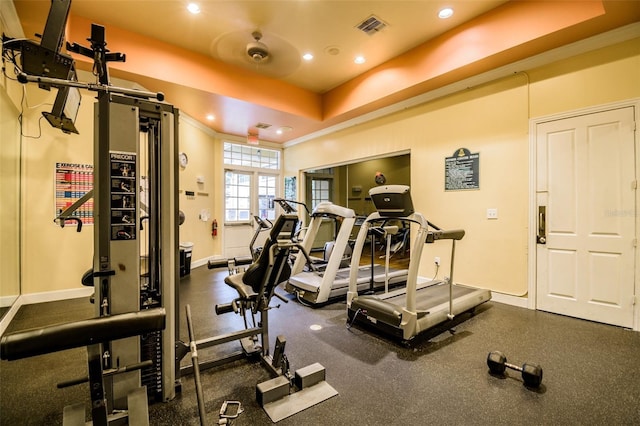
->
[[211, 29, 301, 78], [246, 31, 269, 63]]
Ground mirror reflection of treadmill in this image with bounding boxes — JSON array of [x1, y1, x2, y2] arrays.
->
[[346, 185, 491, 341], [285, 202, 409, 306]]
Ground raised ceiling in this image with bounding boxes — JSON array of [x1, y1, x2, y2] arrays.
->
[[10, 1, 640, 144]]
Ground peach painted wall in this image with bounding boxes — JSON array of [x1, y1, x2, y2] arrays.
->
[[284, 38, 640, 296]]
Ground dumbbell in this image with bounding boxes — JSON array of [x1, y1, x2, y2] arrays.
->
[[487, 351, 543, 388]]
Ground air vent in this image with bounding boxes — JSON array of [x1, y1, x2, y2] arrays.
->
[[255, 122, 272, 129], [356, 15, 387, 35]]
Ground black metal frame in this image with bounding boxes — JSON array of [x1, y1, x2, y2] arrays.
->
[[177, 214, 299, 378]]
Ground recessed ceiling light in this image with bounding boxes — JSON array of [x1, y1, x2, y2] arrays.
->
[[206, 114, 215, 121], [302, 53, 314, 61], [276, 126, 292, 135], [187, 3, 200, 14], [438, 7, 454, 19], [354, 55, 366, 64]]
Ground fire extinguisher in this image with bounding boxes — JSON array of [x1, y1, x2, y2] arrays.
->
[[212, 219, 218, 237]]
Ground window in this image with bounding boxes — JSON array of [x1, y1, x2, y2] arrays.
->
[[225, 171, 251, 222], [223, 142, 281, 223], [258, 174, 277, 220], [310, 179, 331, 210], [223, 142, 280, 169]]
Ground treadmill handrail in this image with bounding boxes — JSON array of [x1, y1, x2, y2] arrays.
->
[[346, 211, 428, 313], [426, 229, 465, 242], [291, 203, 355, 276], [311, 201, 356, 219]]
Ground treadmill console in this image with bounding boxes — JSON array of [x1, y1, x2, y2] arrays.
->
[[369, 185, 414, 217]]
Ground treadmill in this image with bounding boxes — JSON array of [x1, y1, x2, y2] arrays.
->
[[346, 185, 491, 341], [285, 202, 408, 305]]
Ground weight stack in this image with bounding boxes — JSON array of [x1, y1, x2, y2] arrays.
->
[[141, 329, 163, 401]]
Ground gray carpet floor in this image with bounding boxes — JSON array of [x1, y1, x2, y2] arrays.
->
[[2, 265, 640, 425]]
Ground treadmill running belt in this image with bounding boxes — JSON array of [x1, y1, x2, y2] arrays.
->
[[351, 283, 478, 327]]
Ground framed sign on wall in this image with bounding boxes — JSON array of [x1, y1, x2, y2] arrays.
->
[[445, 148, 479, 191], [55, 162, 94, 225]]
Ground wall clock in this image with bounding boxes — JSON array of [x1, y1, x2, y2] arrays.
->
[[179, 152, 188, 168]]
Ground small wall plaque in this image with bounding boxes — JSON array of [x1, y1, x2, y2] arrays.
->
[[445, 148, 479, 191]]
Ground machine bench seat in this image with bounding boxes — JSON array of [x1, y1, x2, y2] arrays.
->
[[1, 308, 166, 361], [224, 273, 258, 299]]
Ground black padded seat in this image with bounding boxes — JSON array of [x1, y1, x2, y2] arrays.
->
[[1, 308, 166, 361], [222, 214, 298, 302], [224, 273, 258, 300]]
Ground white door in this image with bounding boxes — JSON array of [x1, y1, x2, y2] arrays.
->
[[535, 107, 636, 328], [224, 223, 255, 259]]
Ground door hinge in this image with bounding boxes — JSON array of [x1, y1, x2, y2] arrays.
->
[[632, 180, 638, 190], [633, 238, 638, 248]]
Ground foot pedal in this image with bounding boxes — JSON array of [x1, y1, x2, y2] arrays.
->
[[256, 375, 290, 407], [294, 362, 326, 389], [240, 336, 261, 355], [62, 402, 84, 426], [127, 386, 149, 426], [260, 367, 338, 422]]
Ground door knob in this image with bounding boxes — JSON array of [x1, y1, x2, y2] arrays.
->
[[537, 206, 546, 244]]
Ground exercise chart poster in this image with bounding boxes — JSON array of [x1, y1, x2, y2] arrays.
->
[[55, 162, 94, 225]]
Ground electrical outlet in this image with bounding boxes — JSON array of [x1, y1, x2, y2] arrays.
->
[[487, 208, 498, 219], [434, 257, 440, 266]]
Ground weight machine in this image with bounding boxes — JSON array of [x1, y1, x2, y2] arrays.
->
[[178, 214, 338, 423], [2, 1, 178, 422], [90, 90, 178, 407]]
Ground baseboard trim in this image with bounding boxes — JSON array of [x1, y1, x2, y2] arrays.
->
[[0, 295, 19, 308], [0, 301, 22, 336], [490, 291, 529, 308], [191, 258, 210, 269], [19, 287, 94, 305]]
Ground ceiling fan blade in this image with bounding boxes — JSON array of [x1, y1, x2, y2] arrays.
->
[[211, 30, 300, 78]]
